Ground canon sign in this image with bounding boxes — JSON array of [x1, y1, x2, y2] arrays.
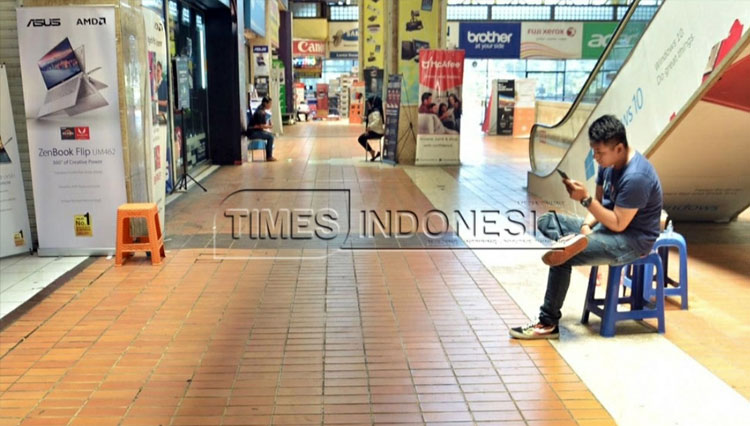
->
[[295, 40, 325, 55], [467, 31, 513, 45]]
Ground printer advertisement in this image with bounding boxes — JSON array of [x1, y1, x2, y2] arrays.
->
[[16, 6, 126, 254], [398, 0, 439, 105]]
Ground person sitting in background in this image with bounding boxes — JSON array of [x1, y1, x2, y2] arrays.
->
[[246, 96, 277, 161], [357, 96, 384, 162]]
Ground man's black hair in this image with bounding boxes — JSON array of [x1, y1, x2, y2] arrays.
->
[[421, 92, 432, 103], [588, 114, 628, 148], [261, 96, 272, 107]]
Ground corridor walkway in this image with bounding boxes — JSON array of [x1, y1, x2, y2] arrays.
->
[[1, 122, 749, 425]]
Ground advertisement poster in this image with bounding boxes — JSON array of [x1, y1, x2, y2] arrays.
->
[[512, 79, 536, 138], [144, 9, 168, 230], [328, 21, 358, 59], [459, 22, 521, 59], [248, 0, 266, 37], [364, 67, 384, 102], [253, 45, 270, 77], [349, 81, 365, 124], [446, 22, 459, 50], [582, 22, 618, 59], [521, 22, 583, 59], [383, 74, 402, 164], [267, 0, 280, 48], [497, 79, 515, 135], [363, 0, 385, 69], [398, 0, 440, 105], [0, 65, 33, 257], [175, 56, 190, 109], [16, 6, 126, 255], [416, 49, 464, 166], [316, 83, 329, 118]]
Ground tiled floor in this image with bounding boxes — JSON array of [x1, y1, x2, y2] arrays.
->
[[1, 121, 748, 425], [0, 123, 613, 425], [0, 255, 88, 318]]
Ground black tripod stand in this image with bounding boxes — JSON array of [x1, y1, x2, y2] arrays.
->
[[173, 109, 207, 193]]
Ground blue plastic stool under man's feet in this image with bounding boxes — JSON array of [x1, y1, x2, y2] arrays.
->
[[248, 139, 267, 161], [582, 252, 666, 337]]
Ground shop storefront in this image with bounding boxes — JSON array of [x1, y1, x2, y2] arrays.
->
[[167, 0, 211, 177]]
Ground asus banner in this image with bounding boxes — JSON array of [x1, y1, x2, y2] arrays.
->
[[17, 7, 126, 255], [0, 65, 33, 257], [416, 49, 464, 166]]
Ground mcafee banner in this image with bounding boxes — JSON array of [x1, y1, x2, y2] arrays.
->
[[17, 6, 126, 255], [416, 49, 464, 165]]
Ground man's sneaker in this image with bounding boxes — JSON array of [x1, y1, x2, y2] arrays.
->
[[509, 322, 560, 340], [542, 234, 588, 266]]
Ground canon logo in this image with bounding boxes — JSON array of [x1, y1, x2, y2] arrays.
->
[[467, 31, 513, 44], [420, 59, 461, 70], [297, 41, 324, 53], [27, 18, 60, 27], [76, 17, 106, 26]]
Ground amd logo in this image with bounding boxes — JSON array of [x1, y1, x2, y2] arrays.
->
[[77, 17, 106, 26], [467, 31, 513, 44], [27, 18, 60, 27]]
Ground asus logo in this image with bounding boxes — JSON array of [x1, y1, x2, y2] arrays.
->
[[27, 18, 61, 27], [76, 17, 106, 26]]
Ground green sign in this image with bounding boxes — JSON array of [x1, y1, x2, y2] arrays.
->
[[582, 22, 618, 59]]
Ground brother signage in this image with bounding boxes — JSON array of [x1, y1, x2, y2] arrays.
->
[[459, 23, 521, 59]]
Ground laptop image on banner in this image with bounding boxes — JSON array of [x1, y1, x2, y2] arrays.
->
[[37, 38, 84, 118]]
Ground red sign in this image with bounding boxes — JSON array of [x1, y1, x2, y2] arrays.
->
[[419, 50, 465, 92], [293, 39, 325, 57], [75, 127, 90, 140]]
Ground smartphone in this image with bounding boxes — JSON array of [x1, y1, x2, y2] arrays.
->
[[556, 169, 569, 180]]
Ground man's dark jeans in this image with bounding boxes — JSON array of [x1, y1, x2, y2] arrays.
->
[[247, 129, 274, 158], [537, 212, 645, 326]]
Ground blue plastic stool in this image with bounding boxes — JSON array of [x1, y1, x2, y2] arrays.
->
[[622, 231, 689, 310], [582, 253, 666, 337], [248, 139, 267, 162], [647, 231, 689, 309]]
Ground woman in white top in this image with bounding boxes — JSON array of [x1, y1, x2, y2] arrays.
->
[[358, 97, 384, 161]]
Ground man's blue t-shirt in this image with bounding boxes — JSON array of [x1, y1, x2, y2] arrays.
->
[[596, 151, 663, 254]]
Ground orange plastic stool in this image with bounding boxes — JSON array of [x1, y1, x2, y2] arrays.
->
[[115, 203, 165, 266]]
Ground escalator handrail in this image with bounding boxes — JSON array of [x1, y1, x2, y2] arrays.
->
[[528, 0, 662, 174]]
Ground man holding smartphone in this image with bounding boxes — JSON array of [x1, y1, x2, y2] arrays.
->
[[510, 114, 663, 340]]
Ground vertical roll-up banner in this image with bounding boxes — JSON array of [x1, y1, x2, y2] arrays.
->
[[144, 9, 168, 230], [0, 65, 33, 257], [416, 50, 464, 166], [383, 74, 402, 164], [496, 79, 515, 136], [363, 0, 385, 100], [17, 7, 126, 256]]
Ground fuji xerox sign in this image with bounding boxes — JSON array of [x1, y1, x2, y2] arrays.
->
[[459, 23, 521, 59]]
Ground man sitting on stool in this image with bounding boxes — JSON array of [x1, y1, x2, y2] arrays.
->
[[246, 96, 277, 162], [510, 114, 663, 340]]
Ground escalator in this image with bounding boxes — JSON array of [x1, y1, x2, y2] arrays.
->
[[527, 0, 750, 222]]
